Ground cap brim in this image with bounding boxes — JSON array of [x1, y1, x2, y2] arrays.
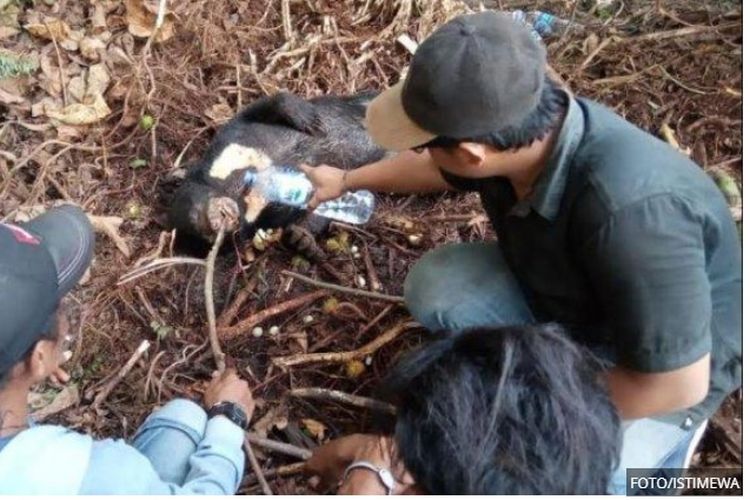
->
[[365, 80, 437, 151], [21, 205, 94, 297]]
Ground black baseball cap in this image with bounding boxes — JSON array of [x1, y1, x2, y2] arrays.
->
[[365, 11, 547, 150], [0, 205, 94, 374]]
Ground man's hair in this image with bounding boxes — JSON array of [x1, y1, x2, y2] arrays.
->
[[0, 313, 58, 390], [381, 324, 621, 494], [419, 76, 567, 152]]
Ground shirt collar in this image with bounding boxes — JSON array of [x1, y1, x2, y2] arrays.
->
[[510, 92, 585, 221]]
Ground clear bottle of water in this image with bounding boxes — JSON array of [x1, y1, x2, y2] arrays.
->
[[244, 165, 375, 225], [511, 10, 581, 40]]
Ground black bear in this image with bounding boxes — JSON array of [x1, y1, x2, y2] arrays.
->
[[168, 92, 388, 258]]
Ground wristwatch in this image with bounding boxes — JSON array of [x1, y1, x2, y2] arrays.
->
[[342, 460, 396, 495], [207, 401, 249, 429]]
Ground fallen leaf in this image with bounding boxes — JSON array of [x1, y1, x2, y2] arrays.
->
[[0, 86, 23, 104], [67, 75, 86, 102], [25, 17, 70, 41], [289, 331, 308, 353], [29, 385, 80, 421], [301, 418, 327, 441], [0, 26, 19, 40], [253, 403, 289, 438], [90, 3, 108, 33], [204, 102, 233, 125], [47, 93, 110, 125], [124, 0, 176, 43], [80, 37, 106, 61], [87, 63, 110, 96]]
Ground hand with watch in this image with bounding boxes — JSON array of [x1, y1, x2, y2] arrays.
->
[[203, 369, 255, 429], [305, 434, 417, 495]]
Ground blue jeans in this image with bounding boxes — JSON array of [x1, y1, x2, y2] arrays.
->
[[405, 242, 706, 494], [132, 399, 208, 485]]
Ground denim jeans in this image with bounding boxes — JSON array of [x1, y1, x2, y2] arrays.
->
[[404, 242, 707, 494], [131, 399, 208, 485]]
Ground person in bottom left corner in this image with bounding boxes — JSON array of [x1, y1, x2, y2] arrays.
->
[[0, 204, 255, 494]]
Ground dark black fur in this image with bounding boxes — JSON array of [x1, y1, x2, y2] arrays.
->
[[379, 324, 621, 494], [168, 92, 387, 252]]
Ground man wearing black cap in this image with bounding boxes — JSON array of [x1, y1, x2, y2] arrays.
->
[[302, 11, 741, 493], [0, 205, 255, 494]]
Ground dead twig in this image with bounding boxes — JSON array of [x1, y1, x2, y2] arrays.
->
[[218, 290, 328, 340], [218, 275, 259, 327], [281, 270, 403, 303], [272, 321, 418, 368], [206, 226, 227, 372], [246, 433, 312, 460], [117, 257, 206, 286], [46, 23, 68, 107], [88, 215, 131, 258], [622, 21, 741, 44], [362, 246, 383, 292], [280, 0, 294, 42], [92, 340, 150, 410], [289, 387, 396, 414], [244, 438, 273, 495]]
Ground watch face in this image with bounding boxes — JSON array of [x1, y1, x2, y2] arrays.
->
[[211, 402, 248, 429]]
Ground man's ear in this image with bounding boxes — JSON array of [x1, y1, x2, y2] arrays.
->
[[456, 142, 487, 166], [25, 341, 51, 382]]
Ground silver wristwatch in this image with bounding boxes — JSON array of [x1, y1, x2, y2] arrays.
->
[[342, 460, 396, 495]]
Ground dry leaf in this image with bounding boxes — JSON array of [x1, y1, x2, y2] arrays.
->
[[67, 75, 86, 102], [31, 96, 62, 117], [47, 92, 111, 125], [80, 37, 106, 61], [301, 418, 327, 441], [253, 403, 289, 438], [88, 214, 131, 257], [124, 0, 176, 43], [25, 18, 71, 41], [30, 385, 80, 421], [87, 63, 110, 96], [0, 26, 19, 39], [0, 86, 23, 104], [204, 102, 233, 125], [91, 3, 108, 33]]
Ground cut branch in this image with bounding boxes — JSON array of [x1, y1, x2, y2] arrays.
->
[[246, 432, 312, 460], [272, 321, 418, 368], [281, 270, 403, 303], [218, 290, 328, 340], [244, 438, 273, 495], [289, 387, 396, 414], [92, 340, 150, 410], [206, 226, 227, 372]]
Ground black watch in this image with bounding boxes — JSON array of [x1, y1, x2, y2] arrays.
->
[[208, 401, 249, 429]]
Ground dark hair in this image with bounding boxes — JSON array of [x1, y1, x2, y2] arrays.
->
[[419, 76, 567, 152], [0, 313, 59, 390], [381, 324, 621, 495]]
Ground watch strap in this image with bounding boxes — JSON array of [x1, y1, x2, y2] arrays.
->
[[207, 401, 249, 430], [342, 460, 396, 495]]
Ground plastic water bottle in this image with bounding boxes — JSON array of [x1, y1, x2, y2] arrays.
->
[[510, 10, 581, 40], [244, 165, 375, 225]]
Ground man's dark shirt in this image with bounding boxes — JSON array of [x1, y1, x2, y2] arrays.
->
[[441, 94, 741, 425]]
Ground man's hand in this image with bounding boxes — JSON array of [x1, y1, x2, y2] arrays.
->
[[203, 369, 255, 419], [305, 433, 416, 494], [299, 163, 347, 209]]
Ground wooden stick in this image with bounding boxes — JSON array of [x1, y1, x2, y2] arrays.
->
[[117, 257, 206, 286], [289, 387, 396, 414], [621, 21, 741, 44], [246, 432, 312, 460], [272, 321, 418, 368], [218, 275, 258, 327], [92, 340, 150, 409], [362, 246, 383, 292], [244, 438, 273, 495], [280, 0, 294, 41], [218, 290, 328, 340], [206, 226, 227, 372], [281, 270, 403, 303]]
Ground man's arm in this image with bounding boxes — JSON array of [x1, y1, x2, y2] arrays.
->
[[301, 150, 452, 207], [578, 194, 713, 419]]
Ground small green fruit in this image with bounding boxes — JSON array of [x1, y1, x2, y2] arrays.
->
[[139, 114, 155, 131]]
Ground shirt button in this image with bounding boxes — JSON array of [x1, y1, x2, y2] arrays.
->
[[681, 417, 694, 430]]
